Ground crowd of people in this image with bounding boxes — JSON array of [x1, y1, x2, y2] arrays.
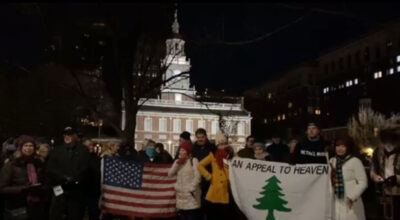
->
[[0, 122, 399, 220]]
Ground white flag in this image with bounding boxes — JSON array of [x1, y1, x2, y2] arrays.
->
[[229, 158, 333, 220]]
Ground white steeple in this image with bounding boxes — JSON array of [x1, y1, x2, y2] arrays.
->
[[172, 7, 180, 35]]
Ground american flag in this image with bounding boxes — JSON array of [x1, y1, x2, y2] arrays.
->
[[101, 157, 177, 218]]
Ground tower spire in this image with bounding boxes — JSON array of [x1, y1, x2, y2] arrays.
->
[[172, 4, 180, 34]]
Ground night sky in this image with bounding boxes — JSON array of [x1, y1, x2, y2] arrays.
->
[[1, 3, 400, 96]]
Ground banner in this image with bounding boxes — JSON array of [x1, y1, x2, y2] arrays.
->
[[229, 158, 333, 220]]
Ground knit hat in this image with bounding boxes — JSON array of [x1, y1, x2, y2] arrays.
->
[[16, 135, 36, 149], [63, 126, 77, 136], [180, 131, 191, 141], [307, 121, 321, 129], [180, 140, 192, 155]]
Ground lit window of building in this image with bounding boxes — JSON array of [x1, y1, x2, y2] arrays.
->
[[282, 114, 286, 120], [389, 68, 394, 75], [315, 109, 321, 115], [237, 122, 245, 135], [159, 118, 167, 132], [267, 93, 272, 100], [198, 120, 205, 129], [288, 102, 293, 108], [175, 93, 182, 102], [211, 121, 218, 134], [186, 120, 194, 133], [173, 119, 181, 133], [354, 78, 359, 85], [397, 65, 400, 73], [373, 71, 382, 79], [277, 115, 281, 121], [264, 119, 268, 124], [144, 118, 152, 131], [397, 55, 400, 63]]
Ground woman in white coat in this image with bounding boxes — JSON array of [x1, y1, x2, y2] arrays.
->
[[330, 136, 367, 220], [168, 140, 202, 220]]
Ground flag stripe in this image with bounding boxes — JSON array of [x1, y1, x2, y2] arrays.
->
[[142, 179, 176, 184], [143, 171, 169, 177], [103, 193, 175, 204], [103, 185, 174, 196], [103, 202, 176, 213], [141, 187, 175, 192], [103, 198, 176, 208]]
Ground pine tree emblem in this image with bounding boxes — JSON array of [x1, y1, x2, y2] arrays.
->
[[253, 175, 291, 220]]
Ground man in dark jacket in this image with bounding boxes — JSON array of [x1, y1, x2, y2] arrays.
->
[[46, 127, 90, 220], [237, 135, 255, 159], [265, 134, 289, 162], [290, 122, 330, 164]]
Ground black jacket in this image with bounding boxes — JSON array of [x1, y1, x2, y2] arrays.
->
[[192, 141, 216, 162], [85, 153, 101, 197], [46, 143, 90, 196], [153, 151, 173, 164], [290, 137, 329, 164], [266, 143, 290, 162], [237, 147, 255, 159]]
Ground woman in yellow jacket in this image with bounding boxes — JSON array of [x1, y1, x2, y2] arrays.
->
[[198, 132, 234, 220]]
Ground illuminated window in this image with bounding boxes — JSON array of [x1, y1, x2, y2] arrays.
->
[[267, 93, 272, 100], [315, 109, 321, 115], [346, 80, 353, 87], [397, 55, 400, 63], [198, 120, 205, 129], [282, 114, 286, 120], [175, 94, 182, 102], [211, 121, 218, 134], [186, 120, 194, 133], [144, 118, 152, 131], [264, 119, 268, 124], [159, 118, 167, 132], [173, 119, 181, 133], [373, 71, 382, 79], [354, 78, 359, 85], [388, 68, 394, 75], [277, 116, 281, 121], [397, 65, 400, 72], [288, 102, 293, 109]]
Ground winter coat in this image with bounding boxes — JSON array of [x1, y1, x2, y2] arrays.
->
[[266, 143, 289, 162], [371, 146, 400, 195], [45, 143, 90, 196], [168, 158, 201, 210], [0, 157, 46, 219], [330, 157, 367, 220], [154, 151, 173, 164], [237, 147, 255, 159], [198, 152, 229, 204]]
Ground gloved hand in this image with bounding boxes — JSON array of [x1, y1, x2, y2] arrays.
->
[[385, 175, 398, 186]]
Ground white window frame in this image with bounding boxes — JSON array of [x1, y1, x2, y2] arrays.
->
[[159, 118, 167, 132], [144, 118, 152, 132], [237, 122, 245, 135], [173, 119, 181, 133], [186, 120, 194, 133], [211, 121, 218, 135], [198, 120, 205, 129]]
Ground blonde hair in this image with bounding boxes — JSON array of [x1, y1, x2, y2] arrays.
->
[[215, 131, 228, 146]]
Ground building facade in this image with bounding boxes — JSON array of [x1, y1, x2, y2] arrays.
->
[[135, 9, 252, 155]]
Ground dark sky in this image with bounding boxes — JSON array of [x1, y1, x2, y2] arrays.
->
[[1, 3, 400, 96]]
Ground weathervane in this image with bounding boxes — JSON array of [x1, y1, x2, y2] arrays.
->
[[172, 3, 180, 34]]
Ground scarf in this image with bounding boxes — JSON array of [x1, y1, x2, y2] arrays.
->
[[215, 149, 228, 169], [177, 157, 187, 165], [26, 163, 40, 203], [334, 156, 350, 199]]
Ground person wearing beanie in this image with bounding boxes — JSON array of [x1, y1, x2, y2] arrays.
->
[[198, 131, 232, 220], [0, 135, 47, 220], [153, 143, 173, 164], [168, 140, 201, 220], [290, 122, 330, 164], [174, 131, 192, 160]]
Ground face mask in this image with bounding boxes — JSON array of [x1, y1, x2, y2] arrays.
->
[[146, 147, 156, 158]]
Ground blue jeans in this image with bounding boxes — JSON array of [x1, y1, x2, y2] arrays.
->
[[180, 209, 200, 220]]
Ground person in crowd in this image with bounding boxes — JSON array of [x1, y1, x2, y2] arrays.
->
[[370, 126, 400, 219], [191, 128, 216, 219], [100, 140, 120, 158], [237, 135, 255, 159], [138, 139, 155, 163], [254, 142, 269, 160], [82, 138, 101, 220], [1, 138, 16, 166], [198, 132, 233, 220], [37, 143, 51, 164], [46, 126, 90, 220], [118, 141, 138, 161], [265, 133, 289, 162], [288, 139, 298, 154], [174, 131, 192, 160], [0, 135, 47, 220], [290, 122, 330, 164], [168, 141, 201, 220], [153, 143, 173, 164], [330, 136, 367, 220]]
